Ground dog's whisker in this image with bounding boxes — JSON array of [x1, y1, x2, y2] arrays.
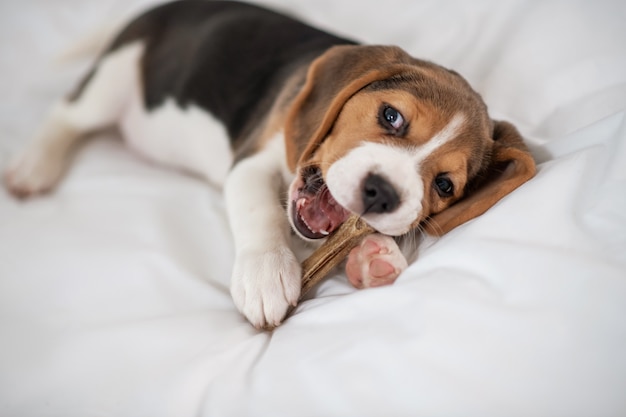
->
[[421, 217, 443, 236]]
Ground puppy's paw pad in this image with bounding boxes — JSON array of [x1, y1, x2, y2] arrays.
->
[[369, 258, 397, 279], [230, 247, 301, 328], [346, 234, 408, 289]]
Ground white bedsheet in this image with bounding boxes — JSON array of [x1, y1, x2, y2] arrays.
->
[[1, 1, 625, 416]]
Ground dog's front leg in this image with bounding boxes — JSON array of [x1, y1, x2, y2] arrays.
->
[[224, 136, 300, 328]]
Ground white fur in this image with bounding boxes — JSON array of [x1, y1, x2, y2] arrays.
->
[[225, 134, 301, 328], [101, 42, 234, 185], [5, 42, 144, 195], [326, 113, 466, 236], [413, 113, 466, 163], [113, 42, 233, 186], [122, 97, 233, 186], [5, 41, 234, 195]]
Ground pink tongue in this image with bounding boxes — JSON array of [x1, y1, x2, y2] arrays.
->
[[301, 189, 350, 234]]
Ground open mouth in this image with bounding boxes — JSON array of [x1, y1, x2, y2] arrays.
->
[[290, 166, 351, 240]]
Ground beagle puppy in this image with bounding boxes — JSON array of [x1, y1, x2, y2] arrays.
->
[[3, 0, 536, 328]]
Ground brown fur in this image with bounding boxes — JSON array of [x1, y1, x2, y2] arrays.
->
[[282, 44, 536, 236]]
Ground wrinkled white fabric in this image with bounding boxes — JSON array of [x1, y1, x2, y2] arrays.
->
[[1, 1, 625, 416]]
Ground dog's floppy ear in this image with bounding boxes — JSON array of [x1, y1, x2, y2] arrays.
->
[[423, 121, 536, 236], [284, 45, 415, 171]]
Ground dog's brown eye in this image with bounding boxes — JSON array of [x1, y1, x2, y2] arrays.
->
[[434, 175, 454, 197], [379, 105, 406, 134]]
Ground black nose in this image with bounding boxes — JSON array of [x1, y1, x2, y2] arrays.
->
[[361, 173, 400, 214]]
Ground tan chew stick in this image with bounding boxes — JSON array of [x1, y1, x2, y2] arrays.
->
[[263, 215, 374, 329], [277, 215, 373, 326], [299, 214, 375, 299]]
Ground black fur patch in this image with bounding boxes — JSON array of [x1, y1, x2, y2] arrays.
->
[[83, 0, 356, 149]]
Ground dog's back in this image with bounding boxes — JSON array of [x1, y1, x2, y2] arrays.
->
[[5, 0, 355, 195], [100, 1, 356, 146]]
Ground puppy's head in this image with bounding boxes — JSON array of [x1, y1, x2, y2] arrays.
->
[[285, 45, 535, 240]]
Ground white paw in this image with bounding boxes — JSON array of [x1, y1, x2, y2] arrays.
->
[[345, 233, 408, 289], [230, 246, 301, 329], [3, 147, 67, 198]]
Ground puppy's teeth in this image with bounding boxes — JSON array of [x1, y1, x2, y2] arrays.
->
[[296, 198, 306, 210], [320, 229, 329, 236], [302, 218, 314, 233]]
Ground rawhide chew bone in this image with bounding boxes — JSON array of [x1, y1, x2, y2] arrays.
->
[[264, 216, 373, 330], [300, 215, 374, 298], [273, 215, 373, 328]]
